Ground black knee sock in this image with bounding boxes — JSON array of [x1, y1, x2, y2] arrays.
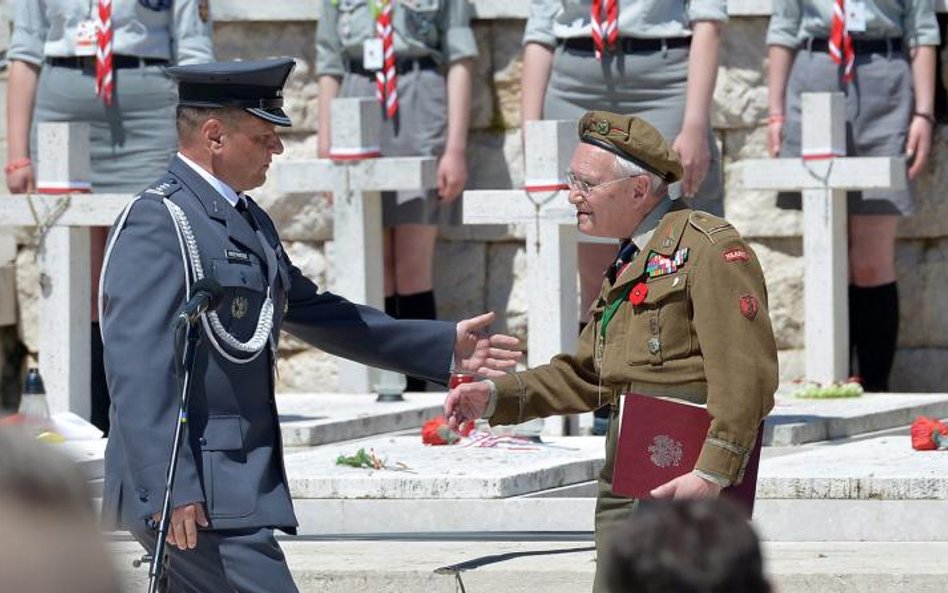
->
[[384, 295, 399, 318], [90, 322, 110, 435], [850, 283, 899, 392], [397, 291, 437, 392]]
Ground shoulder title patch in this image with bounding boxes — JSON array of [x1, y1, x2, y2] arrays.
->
[[723, 247, 749, 263]]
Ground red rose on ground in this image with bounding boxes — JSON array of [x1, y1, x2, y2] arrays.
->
[[911, 416, 948, 451], [421, 415, 474, 445], [629, 282, 648, 305]]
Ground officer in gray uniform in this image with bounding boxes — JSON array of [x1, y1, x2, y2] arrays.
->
[[767, 0, 939, 392], [99, 58, 519, 592], [7, 0, 213, 434], [520, 0, 727, 433], [316, 0, 477, 391]]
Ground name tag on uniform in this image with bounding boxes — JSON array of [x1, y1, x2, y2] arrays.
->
[[75, 19, 97, 56], [363, 39, 384, 71], [846, 0, 867, 33], [226, 249, 251, 264]]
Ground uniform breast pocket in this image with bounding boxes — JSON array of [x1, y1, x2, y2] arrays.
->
[[625, 273, 692, 366], [199, 415, 256, 518], [210, 259, 266, 338], [336, 0, 371, 47], [400, 0, 441, 42]]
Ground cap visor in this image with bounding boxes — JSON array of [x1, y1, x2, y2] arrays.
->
[[246, 107, 292, 127]]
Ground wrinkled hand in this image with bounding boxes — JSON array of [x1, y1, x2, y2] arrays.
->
[[152, 502, 208, 550], [6, 165, 35, 194], [672, 123, 711, 197], [444, 380, 492, 429], [767, 119, 784, 158], [437, 148, 467, 203], [906, 115, 933, 180], [651, 472, 722, 500], [453, 312, 521, 377]]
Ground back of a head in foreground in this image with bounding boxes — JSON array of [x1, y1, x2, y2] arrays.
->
[[0, 428, 122, 593], [603, 498, 771, 593]]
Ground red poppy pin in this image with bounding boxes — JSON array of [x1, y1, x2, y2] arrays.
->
[[740, 294, 759, 320], [629, 282, 649, 305]]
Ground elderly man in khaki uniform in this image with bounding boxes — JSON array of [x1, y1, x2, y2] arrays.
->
[[446, 111, 779, 592]]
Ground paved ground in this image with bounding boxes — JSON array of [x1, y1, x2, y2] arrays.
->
[[112, 538, 948, 592]]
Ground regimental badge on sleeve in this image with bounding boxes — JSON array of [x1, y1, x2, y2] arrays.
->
[[740, 294, 759, 320]]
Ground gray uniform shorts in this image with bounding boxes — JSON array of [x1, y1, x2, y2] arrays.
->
[[341, 66, 457, 226], [544, 43, 724, 216], [778, 45, 915, 216], [32, 63, 178, 194]]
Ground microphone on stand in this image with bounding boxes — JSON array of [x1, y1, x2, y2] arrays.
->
[[172, 278, 224, 329]]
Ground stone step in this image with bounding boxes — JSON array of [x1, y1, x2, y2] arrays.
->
[[276, 392, 446, 446], [284, 436, 606, 499], [111, 539, 948, 593], [765, 391, 948, 446], [282, 435, 948, 540]]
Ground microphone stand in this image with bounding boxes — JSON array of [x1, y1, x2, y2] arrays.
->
[[147, 317, 202, 593]]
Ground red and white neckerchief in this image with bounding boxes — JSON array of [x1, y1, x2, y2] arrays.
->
[[95, 0, 114, 105], [375, 0, 398, 119], [829, 0, 855, 83], [590, 0, 619, 61]]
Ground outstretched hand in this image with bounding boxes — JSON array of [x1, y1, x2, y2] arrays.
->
[[444, 380, 492, 429], [453, 312, 521, 377]]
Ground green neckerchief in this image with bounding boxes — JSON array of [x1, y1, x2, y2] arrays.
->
[[600, 283, 633, 340]]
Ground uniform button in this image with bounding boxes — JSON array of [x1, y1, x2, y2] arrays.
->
[[199, 437, 207, 446], [648, 338, 662, 354], [138, 488, 150, 503], [240, 272, 247, 284]]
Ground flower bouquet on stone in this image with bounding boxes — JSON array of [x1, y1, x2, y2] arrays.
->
[[421, 415, 475, 446], [910, 416, 948, 451]]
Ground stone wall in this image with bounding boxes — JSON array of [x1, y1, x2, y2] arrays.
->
[[4, 9, 948, 393]]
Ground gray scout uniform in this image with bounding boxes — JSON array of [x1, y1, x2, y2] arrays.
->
[[316, 0, 477, 225], [767, 0, 939, 215], [524, 0, 726, 215], [8, 0, 213, 193]]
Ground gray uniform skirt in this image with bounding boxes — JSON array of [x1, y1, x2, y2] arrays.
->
[[341, 66, 456, 226], [778, 46, 915, 215], [545, 43, 724, 216], [31, 63, 179, 194]]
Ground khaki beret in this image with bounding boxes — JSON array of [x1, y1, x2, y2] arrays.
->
[[577, 111, 684, 183]]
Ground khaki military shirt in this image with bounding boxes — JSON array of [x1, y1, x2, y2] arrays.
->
[[490, 206, 778, 485], [523, 0, 727, 47], [767, 0, 940, 48], [9, 0, 213, 66], [316, 0, 478, 77]]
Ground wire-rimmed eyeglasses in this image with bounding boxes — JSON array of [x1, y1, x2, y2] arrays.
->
[[565, 170, 631, 197]]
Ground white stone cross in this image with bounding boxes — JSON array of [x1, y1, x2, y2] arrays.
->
[[272, 98, 437, 393], [463, 120, 589, 435], [742, 92, 906, 384], [0, 123, 132, 416]]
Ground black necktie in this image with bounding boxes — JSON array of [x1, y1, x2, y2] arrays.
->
[[606, 240, 638, 284], [235, 198, 256, 230]]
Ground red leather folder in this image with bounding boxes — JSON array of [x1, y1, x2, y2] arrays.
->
[[611, 393, 763, 517]]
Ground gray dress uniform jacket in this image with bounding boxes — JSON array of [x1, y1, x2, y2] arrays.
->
[[100, 157, 456, 533]]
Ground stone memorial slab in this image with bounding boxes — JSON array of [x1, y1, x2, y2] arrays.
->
[[284, 436, 605, 499], [764, 392, 948, 446], [758, 436, 947, 500], [277, 392, 447, 446], [58, 438, 107, 481]]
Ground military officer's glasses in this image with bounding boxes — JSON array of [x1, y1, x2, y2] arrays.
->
[[565, 170, 630, 198]]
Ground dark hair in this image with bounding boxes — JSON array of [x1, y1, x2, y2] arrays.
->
[[603, 498, 770, 593], [0, 427, 92, 513]]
